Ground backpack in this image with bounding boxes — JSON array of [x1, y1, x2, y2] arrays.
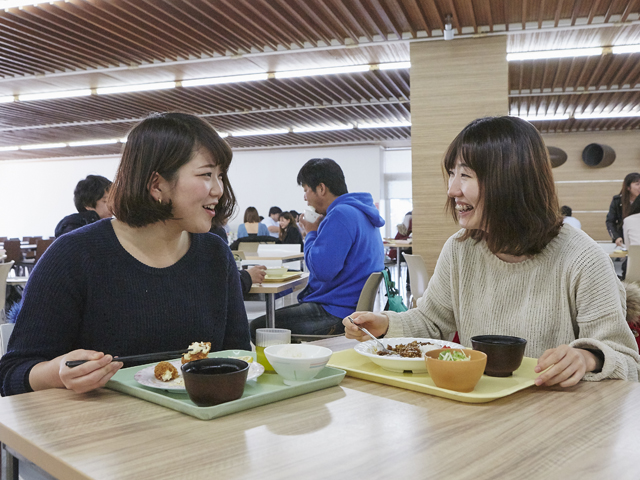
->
[[382, 267, 407, 312]]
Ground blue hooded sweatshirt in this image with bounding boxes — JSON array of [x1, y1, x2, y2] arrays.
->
[[299, 192, 385, 318]]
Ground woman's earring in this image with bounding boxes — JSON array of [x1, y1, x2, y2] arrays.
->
[[158, 197, 162, 204]]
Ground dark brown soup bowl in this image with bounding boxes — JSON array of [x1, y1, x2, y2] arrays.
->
[[181, 358, 249, 407], [470, 335, 527, 377]]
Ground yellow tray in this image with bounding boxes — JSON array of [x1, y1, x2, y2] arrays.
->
[[262, 272, 302, 282], [327, 349, 537, 403]]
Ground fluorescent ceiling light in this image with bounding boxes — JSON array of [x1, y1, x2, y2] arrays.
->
[[67, 138, 121, 147], [96, 81, 175, 95], [517, 114, 571, 121], [378, 62, 411, 70], [275, 65, 370, 79], [292, 125, 352, 133], [19, 89, 92, 102], [0, 146, 19, 152], [612, 44, 640, 55], [575, 111, 640, 120], [218, 132, 229, 138], [230, 129, 289, 137], [183, 73, 269, 88], [1, 0, 48, 9], [358, 121, 411, 129], [20, 142, 67, 150], [0, 96, 13, 104], [507, 47, 603, 61]]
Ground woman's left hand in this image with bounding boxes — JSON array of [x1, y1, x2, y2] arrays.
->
[[534, 345, 598, 387]]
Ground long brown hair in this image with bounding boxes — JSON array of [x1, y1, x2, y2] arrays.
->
[[109, 113, 236, 227], [278, 211, 295, 241], [443, 116, 562, 256], [621, 173, 640, 219]]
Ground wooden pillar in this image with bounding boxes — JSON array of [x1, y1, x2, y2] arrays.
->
[[410, 36, 508, 272]]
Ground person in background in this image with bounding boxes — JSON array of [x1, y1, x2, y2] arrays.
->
[[54, 175, 113, 237], [344, 116, 639, 386], [237, 207, 270, 238], [209, 223, 267, 293], [290, 209, 307, 240], [389, 210, 412, 261], [278, 211, 304, 248], [606, 173, 640, 247], [560, 205, 581, 230], [262, 206, 282, 238], [0, 112, 251, 397], [250, 158, 385, 340]]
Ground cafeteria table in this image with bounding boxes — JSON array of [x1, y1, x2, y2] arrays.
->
[[0, 336, 638, 480], [246, 272, 309, 328], [384, 240, 412, 292]]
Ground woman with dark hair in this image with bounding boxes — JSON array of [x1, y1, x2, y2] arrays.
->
[[345, 116, 639, 386], [237, 206, 270, 238], [606, 172, 640, 247], [278, 211, 304, 247], [0, 113, 251, 396]]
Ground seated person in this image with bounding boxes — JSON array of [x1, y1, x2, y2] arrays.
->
[[262, 206, 282, 238], [0, 113, 251, 396], [54, 175, 113, 237], [278, 211, 304, 248], [250, 158, 384, 340], [560, 205, 581, 230], [344, 116, 640, 387], [237, 207, 270, 238]]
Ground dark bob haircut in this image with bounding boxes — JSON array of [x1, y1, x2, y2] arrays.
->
[[268, 206, 282, 216], [297, 158, 348, 197], [243, 207, 261, 223], [109, 113, 236, 228], [74, 175, 112, 212], [443, 116, 561, 256]]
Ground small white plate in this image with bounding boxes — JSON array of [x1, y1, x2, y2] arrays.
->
[[134, 359, 264, 391], [354, 337, 464, 373]]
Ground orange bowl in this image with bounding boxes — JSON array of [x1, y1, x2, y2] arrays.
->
[[425, 348, 487, 392]]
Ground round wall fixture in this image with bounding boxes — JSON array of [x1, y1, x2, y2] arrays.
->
[[582, 143, 616, 168], [547, 146, 568, 168]]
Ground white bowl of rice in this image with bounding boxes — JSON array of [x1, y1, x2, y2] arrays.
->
[[264, 344, 333, 385], [354, 337, 464, 373]]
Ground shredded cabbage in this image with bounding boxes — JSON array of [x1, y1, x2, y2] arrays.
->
[[438, 349, 470, 361]]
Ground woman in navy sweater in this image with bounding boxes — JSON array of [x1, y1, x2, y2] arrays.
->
[[0, 113, 251, 396]]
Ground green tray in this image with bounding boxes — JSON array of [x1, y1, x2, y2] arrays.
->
[[106, 350, 346, 420]]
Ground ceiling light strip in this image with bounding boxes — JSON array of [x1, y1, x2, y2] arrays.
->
[[507, 44, 640, 61], [5, 62, 410, 105], [0, 122, 413, 151]]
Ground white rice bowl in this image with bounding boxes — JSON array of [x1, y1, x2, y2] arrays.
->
[[354, 337, 464, 373]]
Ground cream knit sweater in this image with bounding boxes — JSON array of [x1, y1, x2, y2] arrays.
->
[[386, 224, 640, 382]]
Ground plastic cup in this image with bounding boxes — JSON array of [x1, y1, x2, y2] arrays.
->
[[255, 328, 291, 372], [304, 207, 320, 223]]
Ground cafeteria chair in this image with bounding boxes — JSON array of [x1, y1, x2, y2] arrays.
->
[[626, 246, 640, 282], [230, 236, 276, 251], [402, 253, 430, 308], [1, 261, 15, 323], [290, 272, 383, 343]]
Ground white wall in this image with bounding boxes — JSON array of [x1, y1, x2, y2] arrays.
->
[[0, 145, 383, 238]]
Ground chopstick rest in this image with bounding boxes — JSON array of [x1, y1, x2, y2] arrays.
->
[[65, 349, 189, 368]]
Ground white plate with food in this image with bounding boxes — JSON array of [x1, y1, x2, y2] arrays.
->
[[353, 337, 465, 373], [134, 358, 265, 392]]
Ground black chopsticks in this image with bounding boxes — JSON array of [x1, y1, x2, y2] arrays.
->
[[65, 349, 189, 368]]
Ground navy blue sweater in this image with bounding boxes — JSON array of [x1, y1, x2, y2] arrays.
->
[[0, 219, 250, 396]]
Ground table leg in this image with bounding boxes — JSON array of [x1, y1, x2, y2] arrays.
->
[[265, 294, 276, 328], [396, 247, 402, 290]]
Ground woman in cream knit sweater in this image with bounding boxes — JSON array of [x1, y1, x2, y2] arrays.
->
[[344, 116, 640, 387]]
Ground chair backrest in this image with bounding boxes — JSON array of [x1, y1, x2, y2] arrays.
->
[[626, 246, 640, 282], [0, 322, 15, 357], [0, 261, 15, 320], [3, 240, 22, 263], [403, 253, 430, 302], [355, 272, 384, 311], [238, 242, 260, 253], [257, 243, 301, 255], [35, 238, 54, 262]]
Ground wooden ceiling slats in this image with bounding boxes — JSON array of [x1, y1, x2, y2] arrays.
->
[[291, 0, 346, 45], [349, 1, 389, 41], [253, 0, 310, 49], [427, 0, 446, 31], [374, 0, 406, 39], [321, 0, 371, 42], [408, 0, 433, 35], [446, 0, 462, 35], [272, 0, 327, 47], [620, 0, 638, 22], [213, 0, 282, 52], [502, 0, 509, 31], [387, 0, 416, 38]]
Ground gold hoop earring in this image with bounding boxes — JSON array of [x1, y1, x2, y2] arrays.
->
[[158, 198, 162, 204]]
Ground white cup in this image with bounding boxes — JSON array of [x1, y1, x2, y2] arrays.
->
[[304, 206, 320, 223]]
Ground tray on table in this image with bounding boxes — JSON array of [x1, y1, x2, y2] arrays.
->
[[107, 349, 346, 420], [327, 348, 537, 404], [262, 272, 303, 282]]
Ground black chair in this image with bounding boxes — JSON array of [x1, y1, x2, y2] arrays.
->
[[229, 235, 278, 251]]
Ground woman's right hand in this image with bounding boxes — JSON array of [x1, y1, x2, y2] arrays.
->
[[343, 312, 389, 341], [58, 350, 122, 394], [615, 237, 624, 247]]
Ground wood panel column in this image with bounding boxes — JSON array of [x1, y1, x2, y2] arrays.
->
[[410, 36, 508, 272]]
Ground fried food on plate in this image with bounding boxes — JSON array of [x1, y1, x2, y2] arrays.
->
[[154, 361, 179, 382], [181, 341, 211, 364]]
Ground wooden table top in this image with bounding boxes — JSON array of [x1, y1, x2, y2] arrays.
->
[[5, 276, 28, 285], [0, 337, 639, 480], [249, 272, 309, 294], [610, 250, 628, 258]]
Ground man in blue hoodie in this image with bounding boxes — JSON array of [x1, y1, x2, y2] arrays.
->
[[249, 158, 385, 340]]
